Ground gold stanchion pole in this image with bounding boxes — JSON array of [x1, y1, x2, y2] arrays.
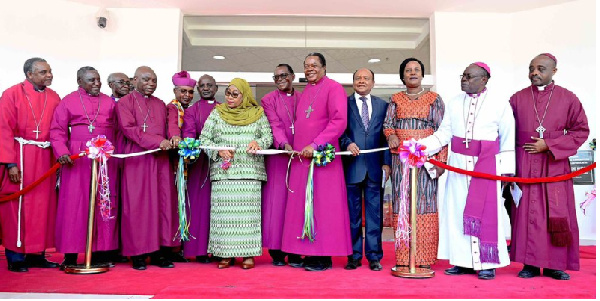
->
[[65, 159, 109, 274], [392, 167, 435, 278]]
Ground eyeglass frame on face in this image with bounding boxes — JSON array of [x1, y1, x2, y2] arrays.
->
[[224, 89, 241, 98], [460, 73, 483, 80], [272, 73, 291, 81], [112, 80, 130, 86]]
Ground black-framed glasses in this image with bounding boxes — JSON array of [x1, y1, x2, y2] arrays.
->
[[272, 73, 290, 81], [113, 80, 130, 86], [460, 74, 482, 80], [224, 90, 241, 98]]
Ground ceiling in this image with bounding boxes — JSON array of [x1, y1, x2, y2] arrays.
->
[[66, 0, 578, 16], [181, 16, 430, 73]]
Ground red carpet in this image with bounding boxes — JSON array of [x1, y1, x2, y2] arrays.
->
[[0, 243, 595, 299]]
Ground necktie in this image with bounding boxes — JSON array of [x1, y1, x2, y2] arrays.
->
[[360, 96, 369, 130]]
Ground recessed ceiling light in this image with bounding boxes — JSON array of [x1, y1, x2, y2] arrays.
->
[[213, 55, 225, 60], [368, 58, 381, 63]]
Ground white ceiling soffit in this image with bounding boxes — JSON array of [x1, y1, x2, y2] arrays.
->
[[183, 16, 430, 49]]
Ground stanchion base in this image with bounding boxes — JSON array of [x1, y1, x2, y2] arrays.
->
[[64, 263, 109, 274], [391, 266, 435, 278]]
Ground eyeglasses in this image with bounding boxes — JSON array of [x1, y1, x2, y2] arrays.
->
[[113, 80, 130, 86], [460, 74, 482, 80], [224, 90, 241, 98], [178, 88, 195, 94], [272, 73, 290, 81]]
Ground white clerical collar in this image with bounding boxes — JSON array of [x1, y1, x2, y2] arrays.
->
[[537, 85, 546, 91]]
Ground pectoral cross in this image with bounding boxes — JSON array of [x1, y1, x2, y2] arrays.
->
[[142, 123, 148, 132], [88, 123, 95, 133], [463, 137, 471, 149], [536, 125, 546, 138], [290, 124, 295, 135], [33, 126, 41, 139], [305, 105, 314, 118]]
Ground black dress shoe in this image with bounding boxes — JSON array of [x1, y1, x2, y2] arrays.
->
[[478, 269, 496, 280], [132, 257, 147, 270], [288, 254, 304, 268], [169, 251, 189, 263], [444, 266, 476, 275], [543, 268, 570, 280], [518, 265, 541, 278], [150, 255, 175, 268], [345, 258, 362, 270], [369, 261, 382, 271], [196, 255, 211, 264], [26, 257, 59, 268], [272, 259, 286, 266], [8, 261, 28, 272], [305, 262, 330, 271]]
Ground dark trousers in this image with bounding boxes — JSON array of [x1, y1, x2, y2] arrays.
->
[[347, 175, 383, 261], [5, 249, 46, 264]]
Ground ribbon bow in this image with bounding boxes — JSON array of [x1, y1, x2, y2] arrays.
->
[[85, 135, 115, 221], [398, 138, 427, 168]]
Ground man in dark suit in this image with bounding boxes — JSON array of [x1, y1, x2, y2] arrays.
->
[[340, 68, 391, 271]]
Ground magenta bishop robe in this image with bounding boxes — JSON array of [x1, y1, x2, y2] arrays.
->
[[50, 88, 119, 253], [181, 99, 216, 257], [115, 90, 179, 256], [261, 89, 301, 250], [281, 76, 352, 256], [509, 82, 589, 271]]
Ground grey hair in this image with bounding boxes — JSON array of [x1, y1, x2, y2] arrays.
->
[[77, 66, 97, 81], [23, 57, 47, 76]]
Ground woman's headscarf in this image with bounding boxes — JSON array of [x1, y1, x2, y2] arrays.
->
[[215, 78, 264, 126]]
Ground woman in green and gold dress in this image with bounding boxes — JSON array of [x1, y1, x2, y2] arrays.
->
[[199, 78, 272, 269]]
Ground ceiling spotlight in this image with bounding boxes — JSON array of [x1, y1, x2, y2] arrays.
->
[[368, 58, 381, 63], [213, 55, 225, 60]]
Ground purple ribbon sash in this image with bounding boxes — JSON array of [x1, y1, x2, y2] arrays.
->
[[451, 136, 500, 264]]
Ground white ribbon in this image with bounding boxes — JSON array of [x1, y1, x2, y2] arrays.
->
[[13, 137, 51, 248]]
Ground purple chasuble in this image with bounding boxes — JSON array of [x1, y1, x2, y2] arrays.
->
[[50, 88, 119, 253], [181, 99, 216, 257], [509, 83, 589, 271], [261, 89, 301, 249], [115, 90, 179, 256], [281, 76, 352, 256]]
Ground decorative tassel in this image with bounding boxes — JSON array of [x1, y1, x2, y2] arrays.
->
[[463, 215, 482, 237], [548, 217, 570, 233], [551, 231, 573, 247], [479, 242, 500, 264], [394, 164, 411, 249], [300, 160, 316, 242], [175, 156, 191, 241]]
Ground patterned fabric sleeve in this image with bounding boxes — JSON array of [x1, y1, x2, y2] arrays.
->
[[430, 95, 448, 163], [255, 114, 273, 150], [383, 98, 397, 138]]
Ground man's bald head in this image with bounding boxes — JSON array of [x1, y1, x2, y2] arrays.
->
[[133, 66, 157, 96], [197, 74, 218, 100]]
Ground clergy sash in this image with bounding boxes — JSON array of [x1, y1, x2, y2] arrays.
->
[[451, 135, 500, 264]]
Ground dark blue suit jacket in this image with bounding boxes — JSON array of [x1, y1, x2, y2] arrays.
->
[[340, 94, 392, 184]]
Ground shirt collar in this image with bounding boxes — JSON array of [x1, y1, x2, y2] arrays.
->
[[355, 93, 371, 101]]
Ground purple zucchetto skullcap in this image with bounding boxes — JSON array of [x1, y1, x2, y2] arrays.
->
[[473, 62, 491, 76], [540, 53, 557, 65], [172, 70, 197, 87]]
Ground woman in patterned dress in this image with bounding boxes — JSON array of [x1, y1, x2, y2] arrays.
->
[[199, 78, 272, 269], [383, 58, 447, 269]]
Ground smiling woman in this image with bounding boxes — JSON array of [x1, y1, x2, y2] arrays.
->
[[383, 57, 448, 270], [198, 78, 272, 270]]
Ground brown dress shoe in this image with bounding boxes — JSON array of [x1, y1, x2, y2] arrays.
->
[[218, 258, 234, 269], [241, 257, 255, 269]]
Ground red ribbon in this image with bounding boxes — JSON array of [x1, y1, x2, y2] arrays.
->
[[428, 159, 596, 183], [0, 154, 83, 203]]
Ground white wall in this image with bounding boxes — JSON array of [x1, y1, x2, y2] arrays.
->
[[431, 0, 596, 244], [0, 1, 182, 102]]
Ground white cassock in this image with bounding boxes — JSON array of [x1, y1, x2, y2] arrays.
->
[[420, 89, 515, 270]]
